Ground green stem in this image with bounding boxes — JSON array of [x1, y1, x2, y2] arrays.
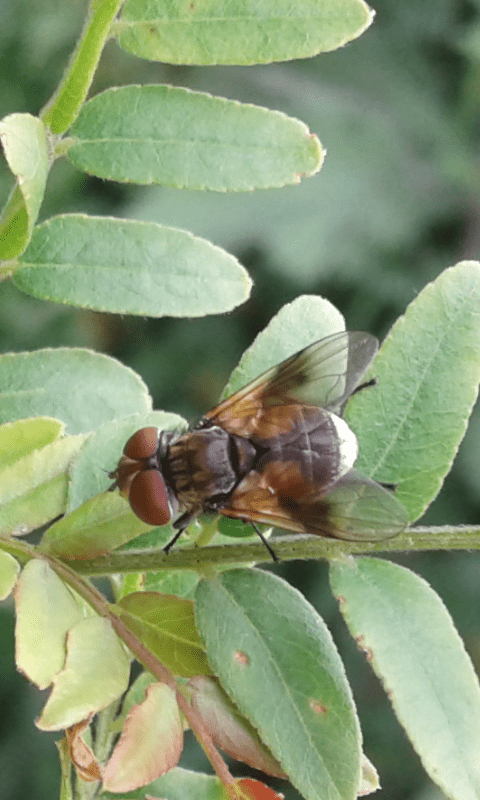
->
[[57, 739, 74, 800], [62, 525, 480, 576], [41, 0, 123, 134], [0, 0, 122, 258], [2, 526, 480, 578], [0, 535, 37, 564]]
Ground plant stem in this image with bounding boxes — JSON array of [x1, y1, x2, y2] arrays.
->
[[0, 534, 36, 564], [2, 525, 480, 577], [0, 0, 122, 256], [41, 0, 123, 134], [57, 739, 74, 800], [62, 525, 480, 575]]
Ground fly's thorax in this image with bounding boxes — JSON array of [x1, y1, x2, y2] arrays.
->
[[167, 424, 241, 509]]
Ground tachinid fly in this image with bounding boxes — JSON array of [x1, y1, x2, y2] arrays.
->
[[110, 332, 408, 559]]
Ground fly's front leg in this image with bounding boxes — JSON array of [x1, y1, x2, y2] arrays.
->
[[350, 377, 377, 396], [163, 510, 198, 553]]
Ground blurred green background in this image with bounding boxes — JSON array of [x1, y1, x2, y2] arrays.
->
[[1, 0, 480, 798]]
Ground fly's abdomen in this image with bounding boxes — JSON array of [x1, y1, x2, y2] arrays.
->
[[254, 406, 358, 492]]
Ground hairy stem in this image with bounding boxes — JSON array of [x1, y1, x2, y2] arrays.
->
[[60, 525, 480, 576], [41, 0, 123, 133]]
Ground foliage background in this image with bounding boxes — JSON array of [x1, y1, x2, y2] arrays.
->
[[1, 0, 480, 798]]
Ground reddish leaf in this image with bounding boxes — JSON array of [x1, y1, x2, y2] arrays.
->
[[188, 676, 286, 779], [236, 777, 284, 800], [102, 682, 183, 793]]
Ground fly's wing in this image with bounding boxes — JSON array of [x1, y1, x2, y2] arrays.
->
[[203, 332, 378, 438], [221, 464, 408, 541]]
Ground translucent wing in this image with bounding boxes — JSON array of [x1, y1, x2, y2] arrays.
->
[[204, 332, 378, 438], [221, 464, 408, 542]]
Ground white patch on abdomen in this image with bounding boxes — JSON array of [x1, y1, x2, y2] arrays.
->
[[330, 413, 358, 477]]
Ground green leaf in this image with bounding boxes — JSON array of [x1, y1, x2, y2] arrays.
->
[[116, 0, 373, 65], [195, 568, 362, 800], [222, 294, 345, 398], [67, 84, 323, 191], [0, 551, 20, 600], [330, 557, 480, 800], [0, 346, 152, 434], [119, 569, 200, 602], [37, 616, 130, 731], [102, 766, 226, 800], [40, 491, 153, 559], [117, 592, 212, 678], [14, 214, 252, 316], [66, 410, 185, 512], [118, 520, 179, 554], [128, 45, 463, 288], [15, 560, 86, 689], [121, 671, 156, 717], [345, 261, 480, 521], [0, 416, 64, 470], [141, 571, 200, 599], [0, 113, 49, 259], [0, 433, 86, 535]]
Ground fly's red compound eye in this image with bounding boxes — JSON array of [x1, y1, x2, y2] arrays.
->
[[115, 427, 169, 525], [123, 427, 159, 460], [128, 469, 171, 526]]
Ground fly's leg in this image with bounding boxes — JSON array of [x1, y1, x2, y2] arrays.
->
[[163, 510, 197, 553], [164, 511, 278, 562], [378, 481, 399, 491], [350, 377, 377, 396], [163, 528, 186, 554], [250, 521, 278, 562]]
